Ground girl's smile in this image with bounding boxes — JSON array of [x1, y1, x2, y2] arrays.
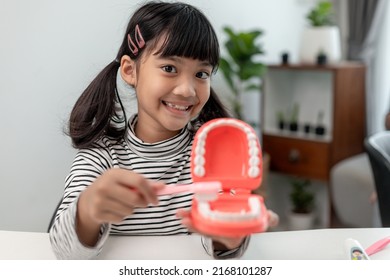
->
[[162, 100, 193, 112]]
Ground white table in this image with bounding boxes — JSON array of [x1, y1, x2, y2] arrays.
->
[[0, 228, 389, 260], [244, 228, 390, 260]]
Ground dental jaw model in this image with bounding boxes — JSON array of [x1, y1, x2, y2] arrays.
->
[[190, 118, 269, 237]]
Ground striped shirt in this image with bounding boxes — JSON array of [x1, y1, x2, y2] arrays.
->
[[49, 115, 248, 259]]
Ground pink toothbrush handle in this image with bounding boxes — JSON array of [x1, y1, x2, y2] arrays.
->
[[157, 184, 192, 195], [157, 181, 221, 196], [365, 236, 390, 256]]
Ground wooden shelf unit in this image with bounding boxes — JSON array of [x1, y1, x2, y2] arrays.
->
[[262, 62, 366, 181]]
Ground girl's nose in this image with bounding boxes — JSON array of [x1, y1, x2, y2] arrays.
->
[[172, 76, 196, 97]]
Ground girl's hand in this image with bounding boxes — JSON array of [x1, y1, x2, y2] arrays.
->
[[176, 208, 280, 250], [76, 168, 164, 246], [267, 209, 280, 227]]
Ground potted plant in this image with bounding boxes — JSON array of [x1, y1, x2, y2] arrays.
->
[[289, 103, 299, 132], [299, 1, 341, 64], [276, 110, 286, 130], [315, 110, 326, 135], [288, 178, 315, 230], [219, 26, 266, 121]]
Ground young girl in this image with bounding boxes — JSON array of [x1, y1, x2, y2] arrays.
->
[[49, 1, 277, 260]]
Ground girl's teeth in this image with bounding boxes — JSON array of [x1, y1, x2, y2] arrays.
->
[[165, 102, 189, 111]]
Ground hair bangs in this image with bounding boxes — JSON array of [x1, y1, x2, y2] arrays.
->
[[155, 8, 219, 70]]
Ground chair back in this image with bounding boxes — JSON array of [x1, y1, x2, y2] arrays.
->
[[47, 200, 62, 233], [364, 131, 390, 227]]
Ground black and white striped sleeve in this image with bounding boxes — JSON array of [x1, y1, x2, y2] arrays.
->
[[49, 145, 112, 259]]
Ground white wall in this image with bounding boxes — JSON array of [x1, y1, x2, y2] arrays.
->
[[0, 0, 313, 232]]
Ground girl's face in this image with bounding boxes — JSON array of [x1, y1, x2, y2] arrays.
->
[[130, 43, 213, 143]]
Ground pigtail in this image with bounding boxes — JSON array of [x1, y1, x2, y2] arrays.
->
[[68, 60, 123, 149]]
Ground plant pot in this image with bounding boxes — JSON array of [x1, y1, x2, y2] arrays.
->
[[315, 125, 326, 135], [281, 52, 289, 64], [278, 121, 285, 130], [299, 26, 341, 64], [317, 53, 327, 65], [289, 122, 298, 132], [303, 123, 311, 134], [288, 212, 315, 230]]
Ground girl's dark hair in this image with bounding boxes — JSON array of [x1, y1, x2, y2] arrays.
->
[[68, 1, 230, 149]]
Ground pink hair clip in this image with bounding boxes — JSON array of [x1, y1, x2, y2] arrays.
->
[[127, 24, 145, 56]]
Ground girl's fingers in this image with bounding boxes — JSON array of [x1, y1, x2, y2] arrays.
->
[[176, 209, 196, 232], [268, 210, 279, 227], [97, 179, 174, 224], [107, 169, 160, 205], [150, 181, 166, 192], [82, 169, 167, 224], [175, 208, 190, 218], [106, 182, 150, 208], [98, 196, 136, 222]]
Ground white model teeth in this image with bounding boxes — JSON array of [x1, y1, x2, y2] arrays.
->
[[165, 101, 189, 111], [194, 165, 205, 177], [194, 155, 205, 165], [193, 119, 261, 178], [248, 166, 260, 178], [198, 197, 261, 221], [195, 146, 205, 155]]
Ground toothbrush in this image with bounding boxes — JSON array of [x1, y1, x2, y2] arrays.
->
[[365, 236, 390, 256], [345, 238, 370, 260], [157, 181, 222, 201]]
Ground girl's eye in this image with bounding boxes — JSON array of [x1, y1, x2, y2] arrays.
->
[[162, 65, 177, 73], [196, 71, 210, 79]]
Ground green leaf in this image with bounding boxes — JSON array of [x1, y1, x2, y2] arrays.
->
[[290, 179, 314, 213], [220, 26, 266, 119], [306, 1, 334, 26], [218, 58, 236, 94], [239, 63, 266, 80]]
